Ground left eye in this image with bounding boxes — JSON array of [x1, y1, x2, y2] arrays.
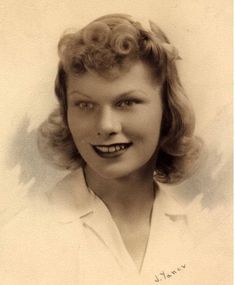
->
[[116, 99, 138, 108]]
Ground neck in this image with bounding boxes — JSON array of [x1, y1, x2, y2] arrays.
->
[[84, 165, 156, 219]]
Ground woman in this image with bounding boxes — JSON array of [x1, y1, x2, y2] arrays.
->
[[1, 14, 201, 285]]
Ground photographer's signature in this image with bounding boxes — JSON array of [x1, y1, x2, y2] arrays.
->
[[154, 264, 186, 283]]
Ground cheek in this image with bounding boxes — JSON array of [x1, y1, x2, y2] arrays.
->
[[129, 107, 162, 138], [133, 108, 163, 153], [67, 113, 93, 145]]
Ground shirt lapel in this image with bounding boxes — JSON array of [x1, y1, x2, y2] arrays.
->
[[140, 186, 191, 281], [49, 168, 139, 273], [49, 168, 190, 281], [48, 169, 94, 223], [81, 194, 139, 273]]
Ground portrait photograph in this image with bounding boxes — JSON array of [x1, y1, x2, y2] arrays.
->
[[0, 1, 232, 284]]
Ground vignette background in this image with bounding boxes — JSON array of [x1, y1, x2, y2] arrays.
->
[[0, 1, 232, 283]]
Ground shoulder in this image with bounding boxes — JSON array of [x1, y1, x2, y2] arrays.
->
[[155, 183, 187, 221], [0, 192, 74, 246], [1, 169, 87, 233], [0, 170, 86, 253], [154, 183, 195, 249], [0, 184, 84, 284], [49, 168, 87, 208]]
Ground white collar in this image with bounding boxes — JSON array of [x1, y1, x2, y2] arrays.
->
[[48, 168, 186, 224]]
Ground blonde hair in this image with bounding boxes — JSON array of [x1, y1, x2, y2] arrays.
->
[[38, 13, 202, 183]]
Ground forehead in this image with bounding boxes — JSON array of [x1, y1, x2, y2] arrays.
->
[[67, 61, 161, 97]]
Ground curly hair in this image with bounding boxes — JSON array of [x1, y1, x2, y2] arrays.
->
[[37, 13, 202, 184]]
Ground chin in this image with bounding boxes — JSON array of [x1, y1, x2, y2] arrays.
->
[[94, 168, 130, 180], [88, 162, 148, 180]]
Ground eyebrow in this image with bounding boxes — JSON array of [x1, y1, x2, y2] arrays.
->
[[116, 91, 146, 99], [67, 90, 147, 99], [67, 90, 92, 99]]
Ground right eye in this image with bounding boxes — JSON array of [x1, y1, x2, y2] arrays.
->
[[74, 101, 94, 110]]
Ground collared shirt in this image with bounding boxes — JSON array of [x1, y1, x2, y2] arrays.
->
[[0, 168, 195, 285]]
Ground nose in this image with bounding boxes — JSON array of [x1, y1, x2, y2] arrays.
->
[[96, 106, 121, 137]]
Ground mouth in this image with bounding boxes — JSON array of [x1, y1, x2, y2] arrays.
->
[[92, 143, 132, 158]]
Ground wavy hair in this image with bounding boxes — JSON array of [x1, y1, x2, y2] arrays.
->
[[38, 13, 202, 183]]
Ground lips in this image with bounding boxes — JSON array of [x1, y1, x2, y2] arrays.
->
[[92, 143, 132, 158]]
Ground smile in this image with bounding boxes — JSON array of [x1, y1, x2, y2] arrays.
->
[[92, 143, 132, 158]]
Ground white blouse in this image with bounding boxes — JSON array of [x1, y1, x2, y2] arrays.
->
[[0, 169, 196, 285]]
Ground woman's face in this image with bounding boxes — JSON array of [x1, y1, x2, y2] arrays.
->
[[67, 61, 163, 179]]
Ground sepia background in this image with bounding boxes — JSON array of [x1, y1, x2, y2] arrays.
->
[[0, 0, 232, 283]]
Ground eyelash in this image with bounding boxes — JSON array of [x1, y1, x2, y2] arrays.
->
[[74, 101, 94, 110], [73, 98, 142, 111], [116, 99, 141, 108]]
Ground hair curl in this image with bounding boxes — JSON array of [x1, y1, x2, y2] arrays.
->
[[37, 13, 202, 183]]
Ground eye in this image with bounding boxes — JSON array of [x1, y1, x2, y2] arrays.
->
[[74, 101, 94, 110], [116, 99, 140, 108]]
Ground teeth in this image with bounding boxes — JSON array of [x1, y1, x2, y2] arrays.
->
[[109, 146, 116, 153], [97, 146, 108, 152], [95, 144, 129, 153], [115, 145, 121, 151]]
